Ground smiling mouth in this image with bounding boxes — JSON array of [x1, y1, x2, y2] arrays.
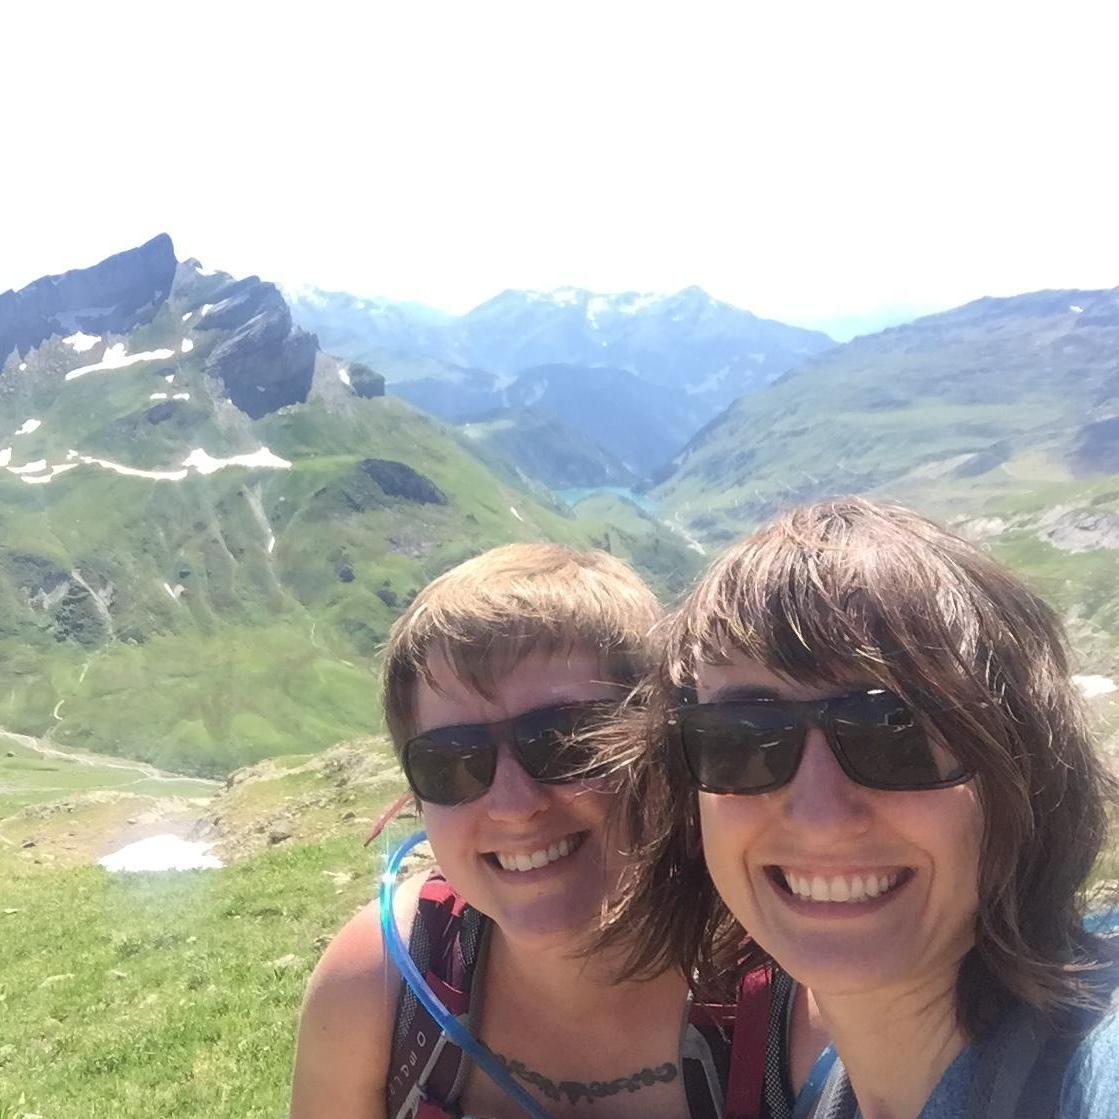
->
[[767, 866, 914, 903], [486, 832, 587, 873]]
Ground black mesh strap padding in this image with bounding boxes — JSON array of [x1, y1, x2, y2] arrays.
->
[[764, 967, 797, 1119]]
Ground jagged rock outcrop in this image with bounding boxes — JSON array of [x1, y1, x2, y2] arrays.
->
[[359, 459, 446, 504], [198, 278, 317, 419], [0, 234, 176, 363], [348, 361, 385, 399]]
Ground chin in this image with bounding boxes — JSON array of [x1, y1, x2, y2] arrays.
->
[[494, 900, 598, 944], [772, 949, 909, 996]]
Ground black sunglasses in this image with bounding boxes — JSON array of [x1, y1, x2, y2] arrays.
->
[[671, 688, 972, 794], [401, 701, 615, 806]]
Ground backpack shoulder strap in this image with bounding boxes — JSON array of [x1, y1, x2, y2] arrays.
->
[[683, 995, 736, 1119], [386, 873, 489, 1119], [967, 1009, 1046, 1119], [725, 966, 774, 1119], [968, 992, 1118, 1119]]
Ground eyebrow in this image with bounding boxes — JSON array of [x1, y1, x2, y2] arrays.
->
[[708, 684, 784, 702]]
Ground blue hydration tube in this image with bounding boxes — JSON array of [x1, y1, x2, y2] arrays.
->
[[792, 1043, 838, 1119], [379, 830, 555, 1119], [1085, 907, 1119, 935]]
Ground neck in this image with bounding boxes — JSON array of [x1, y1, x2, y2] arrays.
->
[[487, 925, 681, 1016], [815, 971, 965, 1119]]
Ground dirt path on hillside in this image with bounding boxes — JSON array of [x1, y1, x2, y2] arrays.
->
[[0, 728, 221, 788]]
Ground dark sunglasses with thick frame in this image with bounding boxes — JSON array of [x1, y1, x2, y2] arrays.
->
[[670, 686, 973, 795], [401, 701, 616, 807]]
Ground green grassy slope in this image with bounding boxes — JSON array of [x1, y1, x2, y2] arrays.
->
[[0, 837, 392, 1119], [0, 391, 695, 775], [657, 289, 1119, 541]]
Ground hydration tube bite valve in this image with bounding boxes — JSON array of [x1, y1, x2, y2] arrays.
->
[[379, 830, 556, 1119]]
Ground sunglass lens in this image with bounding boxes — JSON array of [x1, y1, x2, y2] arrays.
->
[[404, 732, 495, 805], [681, 704, 802, 793], [832, 691, 967, 788], [515, 704, 609, 782]]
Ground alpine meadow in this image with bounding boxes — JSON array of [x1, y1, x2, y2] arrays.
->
[[2, 230, 1117, 1116]]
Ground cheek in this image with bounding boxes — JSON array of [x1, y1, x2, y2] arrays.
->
[[420, 804, 470, 861], [698, 793, 766, 871], [555, 780, 616, 817], [891, 786, 984, 899]]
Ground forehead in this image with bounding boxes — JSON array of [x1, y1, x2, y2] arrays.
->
[[694, 650, 858, 703], [414, 645, 624, 731]]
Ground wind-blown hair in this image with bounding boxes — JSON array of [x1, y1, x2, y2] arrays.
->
[[601, 497, 1117, 1034], [382, 543, 660, 748]]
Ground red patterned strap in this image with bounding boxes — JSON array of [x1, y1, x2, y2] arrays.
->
[[386, 874, 484, 1119], [724, 966, 773, 1119]]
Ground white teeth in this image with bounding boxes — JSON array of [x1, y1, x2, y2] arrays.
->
[[496, 834, 582, 873], [781, 868, 906, 903]]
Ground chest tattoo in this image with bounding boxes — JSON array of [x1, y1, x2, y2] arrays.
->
[[494, 1053, 678, 1105]]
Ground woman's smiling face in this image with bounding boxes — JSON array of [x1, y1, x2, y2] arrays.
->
[[414, 647, 628, 947], [695, 653, 984, 997]]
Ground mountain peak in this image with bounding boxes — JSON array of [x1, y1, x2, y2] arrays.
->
[[1, 234, 178, 363]]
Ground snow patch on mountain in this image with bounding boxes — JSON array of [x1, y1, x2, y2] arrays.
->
[[62, 331, 101, 353], [79, 455, 188, 481], [181, 447, 292, 475], [15, 419, 41, 435], [65, 342, 176, 381], [338, 367, 351, 386], [2, 445, 293, 486], [181, 338, 194, 353], [150, 393, 168, 400], [99, 834, 222, 872], [19, 464, 78, 485]]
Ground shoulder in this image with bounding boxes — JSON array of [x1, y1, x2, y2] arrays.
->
[[289, 870, 429, 1119], [1059, 1010, 1119, 1118]]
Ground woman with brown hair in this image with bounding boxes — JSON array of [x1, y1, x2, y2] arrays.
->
[[291, 543, 817, 1119], [604, 498, 1118, 1118]]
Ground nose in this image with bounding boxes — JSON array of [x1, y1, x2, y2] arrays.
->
[[780, 727, 872, 837], [484, 742, 550, 823]]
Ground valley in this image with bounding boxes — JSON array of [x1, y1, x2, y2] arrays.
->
[[4, 235, 1119, 1119]]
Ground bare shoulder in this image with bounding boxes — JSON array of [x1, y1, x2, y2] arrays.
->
[[289, 871, 428, 1119]]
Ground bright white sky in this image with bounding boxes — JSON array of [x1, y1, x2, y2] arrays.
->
[[3, 0, 1118, 338]]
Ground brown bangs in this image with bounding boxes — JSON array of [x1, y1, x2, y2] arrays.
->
[[383, 543, 659, 747], [666, 501, 1071, 775]]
